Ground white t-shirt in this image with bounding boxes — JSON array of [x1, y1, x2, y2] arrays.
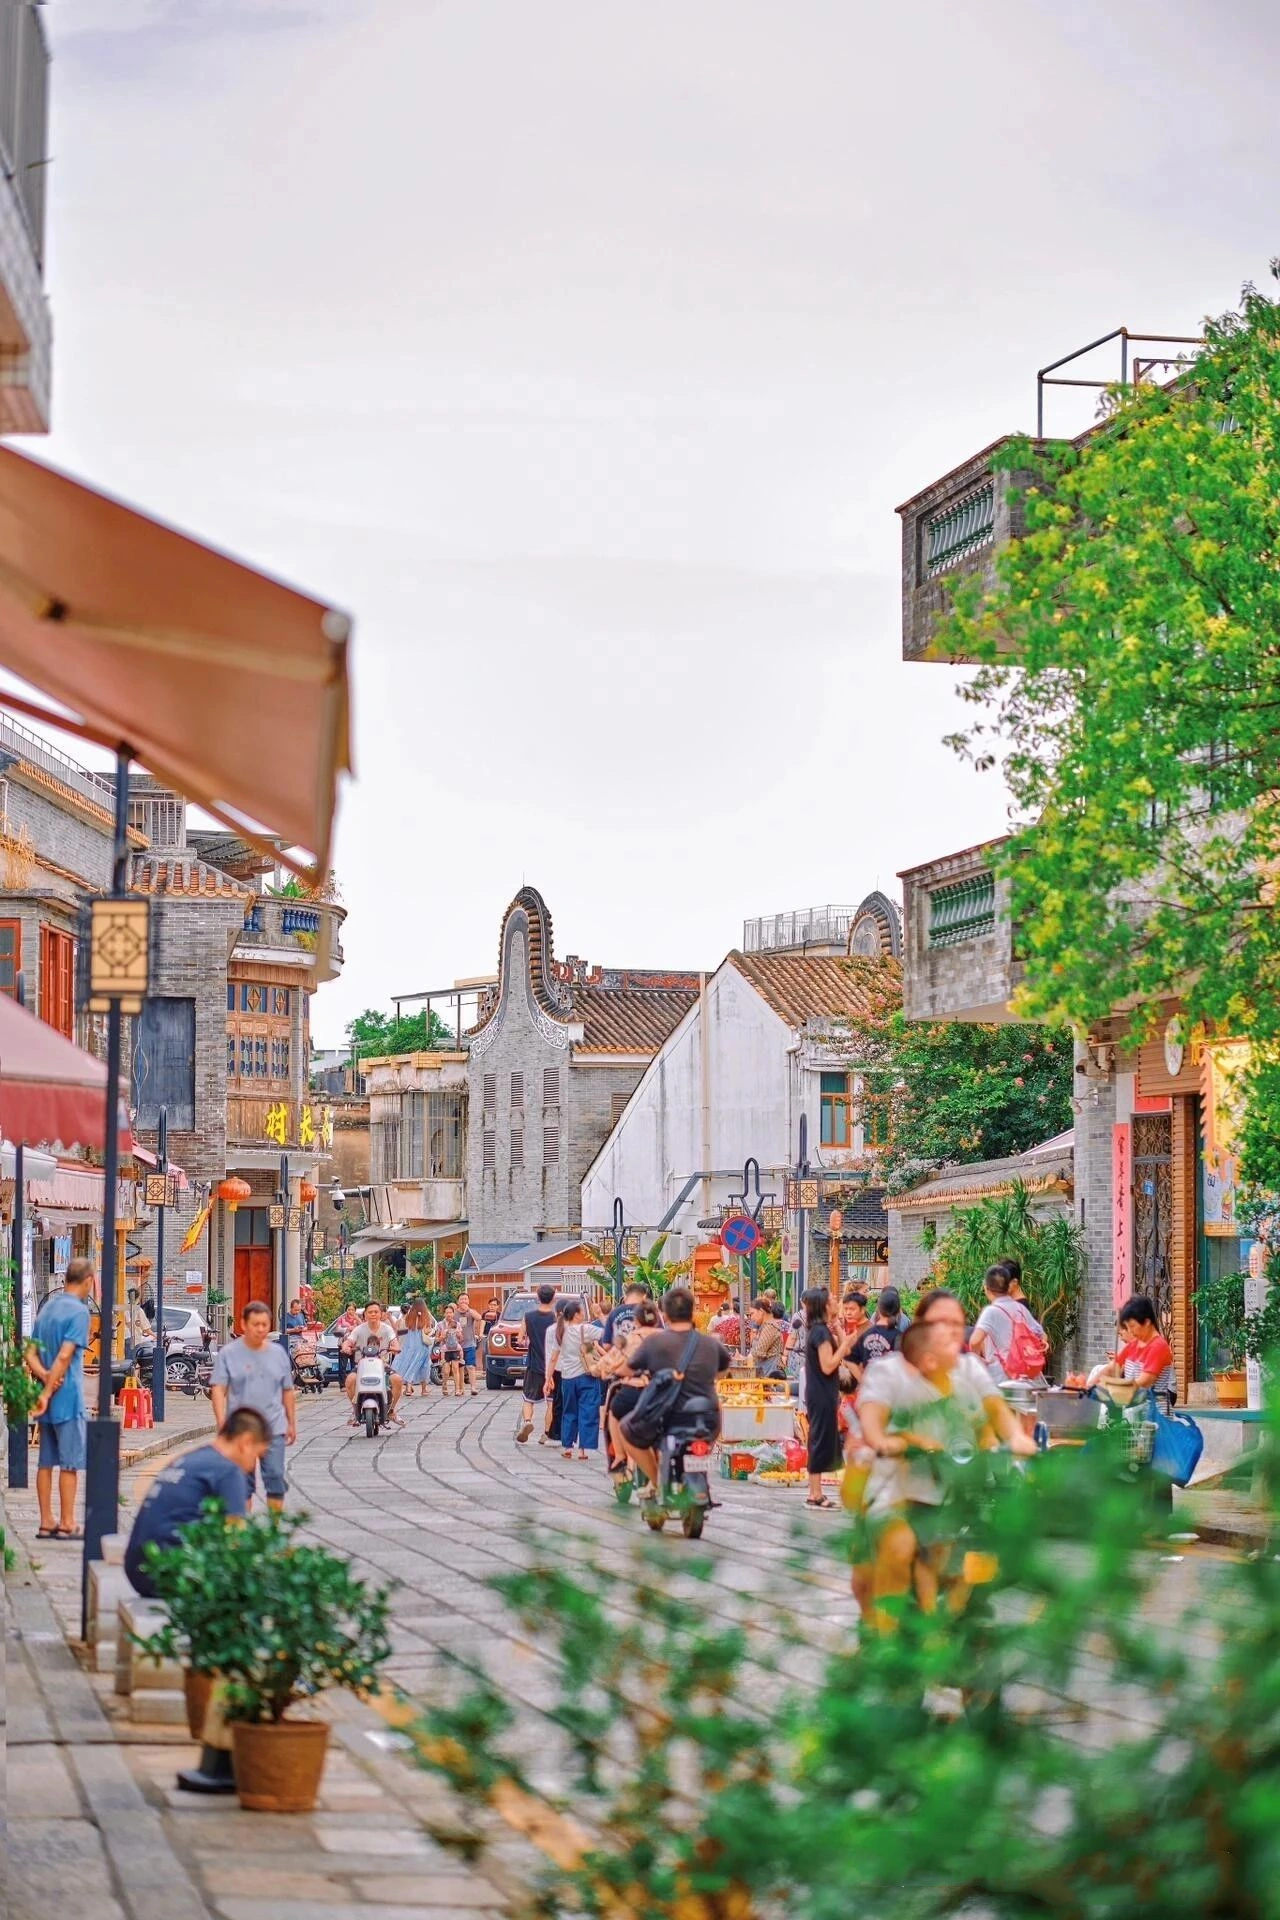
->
[[545, 1321, 602, 1381], [972, 1298, 1046, 1384], [344, 1319, 398, 1356], [858, 1351, 998, 1513]]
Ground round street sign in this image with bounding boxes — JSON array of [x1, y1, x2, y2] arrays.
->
[[720, 1213, 762, 1256]]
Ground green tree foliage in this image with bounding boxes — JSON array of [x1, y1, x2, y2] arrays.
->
[[407, 1435, 1280, 1918], [347, 1005, 454, 1060], [939, 273, 1280, 1147], [0, 1261, 40, 1426], [932, 1183, 1086, 1358], [840, 965, 1072, 1190]]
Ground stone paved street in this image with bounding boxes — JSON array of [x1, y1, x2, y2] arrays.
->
[[3, 1383, 1251, 1920]]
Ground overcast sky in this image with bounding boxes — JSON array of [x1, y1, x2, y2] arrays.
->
[[33, 0, 1280, 1043]]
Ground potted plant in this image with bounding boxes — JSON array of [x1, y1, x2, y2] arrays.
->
[[143, 1508, 391, 1811], [1193, 1271, 1247, 1405]]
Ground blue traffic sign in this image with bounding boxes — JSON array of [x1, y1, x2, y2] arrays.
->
[[720, 1213, 762, 1256]]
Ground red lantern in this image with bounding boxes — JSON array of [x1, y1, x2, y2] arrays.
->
[[299, 1179, 319, 1205], [218, 1176, 252, 1214]]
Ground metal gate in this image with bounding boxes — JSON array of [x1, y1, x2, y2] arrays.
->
[[1132, 1113, 1173, 1337]]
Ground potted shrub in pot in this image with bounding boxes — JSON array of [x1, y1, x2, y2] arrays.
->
[[1193, 1271, 1247, 1406], [143, 1508, 392, 1811]]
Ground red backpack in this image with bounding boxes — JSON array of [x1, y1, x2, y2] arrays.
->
[[998, 1304, 1049, 1381]]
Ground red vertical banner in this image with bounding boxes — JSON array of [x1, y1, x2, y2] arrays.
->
[[1112, 1123, 1132, 1309]]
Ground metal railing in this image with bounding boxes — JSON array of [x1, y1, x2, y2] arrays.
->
[[923, 480, 996, 580], [742, 906, 858, 953], [281, 906, 321, 936], [928, 872, 996, 947], [0, 709, 117, 810], [0, 3, 49, 267]]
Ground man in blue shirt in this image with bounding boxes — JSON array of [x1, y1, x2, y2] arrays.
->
[[600, 1281, 653, 1349], [124, 1408, 270, 1595], [27, 1257, 95, 1539]]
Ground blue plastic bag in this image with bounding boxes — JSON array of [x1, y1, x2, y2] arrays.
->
[[1148, 1405, 1204, 1486]]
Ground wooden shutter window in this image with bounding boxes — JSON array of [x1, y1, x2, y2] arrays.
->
[[543, 1066, 560, 1106], [610, 1090, 629, 1126], [543, 1124, 560, 1165], [483, 1129, 496, 1170], [510, 1128, 524, 1168], [483, 1072, 497, 1115], [510, 1071, 524, 1109], [39, 925, 74, 1038], [0, 919, 21, 999]]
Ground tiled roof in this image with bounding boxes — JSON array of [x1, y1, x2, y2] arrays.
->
[[727, 950, 898, 1029], [888, 1135, 1074, 1213], [572, 983, 699, 1053], [131, 854, 252, 899]]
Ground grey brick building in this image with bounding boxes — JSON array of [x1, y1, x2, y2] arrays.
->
[[465, 888, 699, 1247]]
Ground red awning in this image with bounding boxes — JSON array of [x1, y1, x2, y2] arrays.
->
[[0, 995, 131, 1152], [130, 1142, 189, 1188], [0, 447, 352, 882]]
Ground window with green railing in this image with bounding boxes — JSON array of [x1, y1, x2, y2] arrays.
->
[[923, 480, 996, 579], [928, 872, 996, 947]]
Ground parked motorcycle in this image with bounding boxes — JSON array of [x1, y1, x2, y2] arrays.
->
[[354, 1343, 391, 1437], [618, 1396, 719, 1539]]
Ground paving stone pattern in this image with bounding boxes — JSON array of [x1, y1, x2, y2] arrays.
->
[[3, 1387, 1251, 1920]]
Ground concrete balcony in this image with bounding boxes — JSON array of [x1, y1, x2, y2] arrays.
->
[[375, 1177, 465, 1226], [0, 2, 50, 433], [235, 896, 346, 976], [897, 438, 1030, 663], [900, 839, 1021, 1022]]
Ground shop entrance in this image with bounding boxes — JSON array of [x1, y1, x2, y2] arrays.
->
[[233, 1206, 273, 1326], [1132, 1112, 1173, 1336]]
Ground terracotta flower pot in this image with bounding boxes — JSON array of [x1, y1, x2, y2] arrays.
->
[[230, 1718, 330, 1813], [1214, 1369, 1248, 1408], [183, 1669, 215, 1742]]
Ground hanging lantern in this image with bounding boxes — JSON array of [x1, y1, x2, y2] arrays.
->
[[218, 1176, 252, 1213], [299, 1179, 319, 1206]]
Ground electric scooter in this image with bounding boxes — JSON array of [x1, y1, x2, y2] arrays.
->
[[354, 1343, 391, 1437]]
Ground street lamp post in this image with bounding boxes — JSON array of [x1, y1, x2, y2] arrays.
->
[[150, 1107, 169, 1425], [275, 1151, 290, 1356], [7, 1138, 26, 1488], [736, 1157, 766, 1355], [83, 747, 148, 1637], [610, 1196, 626, 1304]]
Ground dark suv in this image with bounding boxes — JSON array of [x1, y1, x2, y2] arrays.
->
[[484, 1290, 574, 1390]]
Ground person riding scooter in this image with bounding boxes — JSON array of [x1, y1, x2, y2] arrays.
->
[[618, 1286, 732, 1497], [341, 1302, 405, 1428]]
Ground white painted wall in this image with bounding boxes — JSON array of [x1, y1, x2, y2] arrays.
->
[[582, 960, 875, 1248]]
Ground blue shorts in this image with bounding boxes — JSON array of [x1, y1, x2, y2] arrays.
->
[[38, 1417, 86, 1472], [463, 1346, 477, 1368], [246, 1434, 288, 1503]]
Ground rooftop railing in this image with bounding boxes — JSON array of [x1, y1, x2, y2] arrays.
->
[[742, 906, 858, 953], [0, 709, 117, 811]]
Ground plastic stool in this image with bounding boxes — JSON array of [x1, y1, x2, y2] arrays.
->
[[120, 1385, 153, 1429]]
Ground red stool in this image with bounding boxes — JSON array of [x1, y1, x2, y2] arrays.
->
[[120, 1384, 153, 1429]]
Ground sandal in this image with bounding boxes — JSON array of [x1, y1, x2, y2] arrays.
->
[[804, 1497, 835, 1510], [54, 1527, 83, 1539], [36, 1526, 58, 1539]]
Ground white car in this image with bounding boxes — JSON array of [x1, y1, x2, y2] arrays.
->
[[160, 1304, 212, 1355]]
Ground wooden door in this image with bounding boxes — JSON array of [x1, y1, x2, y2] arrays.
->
[[234, 1247, 274, 1327]]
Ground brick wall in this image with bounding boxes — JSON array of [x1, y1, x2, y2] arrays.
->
[[1074, 1045, 1117, 1369], [467, 1009, 574, 1241], [6, 774, 114, 893], [566, 1062, 646, 1230]]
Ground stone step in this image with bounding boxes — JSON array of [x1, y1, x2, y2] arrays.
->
[[128, 1686, 188, 1726], [91, 1637, 118, 1675], [101, 1531, 126, 1565], [87, 1564, 136, 1640]]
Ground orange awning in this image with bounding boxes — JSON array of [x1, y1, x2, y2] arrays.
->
[[0, 447, 352, 880]]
